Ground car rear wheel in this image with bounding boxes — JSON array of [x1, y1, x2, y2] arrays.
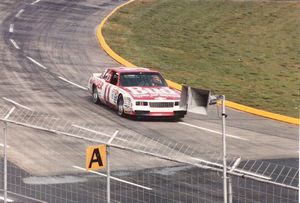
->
[[117, 96, 124, 117], [92, 86, 100, 104]]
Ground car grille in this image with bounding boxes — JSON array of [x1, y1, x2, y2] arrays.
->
[[149, 102, 174, 108]]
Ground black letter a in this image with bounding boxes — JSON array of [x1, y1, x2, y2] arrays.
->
[[89, 148, 103, 168]]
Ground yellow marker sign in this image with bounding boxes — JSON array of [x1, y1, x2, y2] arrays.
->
[[86, 145, 106, 170]]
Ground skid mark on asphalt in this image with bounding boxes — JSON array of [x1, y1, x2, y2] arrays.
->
[[179, 122, 249, 141]]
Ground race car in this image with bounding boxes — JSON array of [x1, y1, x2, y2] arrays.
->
[[87, 67, 187, 118]]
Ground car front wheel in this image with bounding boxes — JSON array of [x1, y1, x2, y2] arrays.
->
[[92, 86, 100, 104], [117, 96, 124, 117]]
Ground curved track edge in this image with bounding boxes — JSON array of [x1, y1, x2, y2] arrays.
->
[[96, 0, 299, 125]]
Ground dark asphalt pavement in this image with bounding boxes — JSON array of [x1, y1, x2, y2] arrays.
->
[[0, 0, 298, 202]]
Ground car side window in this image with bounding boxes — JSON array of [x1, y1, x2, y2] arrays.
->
[[101, 69, 108, 79], [104, 72, 112, 82], [111, 72, 118, 85]]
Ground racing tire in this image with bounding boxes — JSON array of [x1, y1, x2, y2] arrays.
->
[[171, 116, 181, 122], [117, 96, 125, 117], [92, 86, 100, 104]]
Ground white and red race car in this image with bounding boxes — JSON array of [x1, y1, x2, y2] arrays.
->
[[88, 67, 187, 118]]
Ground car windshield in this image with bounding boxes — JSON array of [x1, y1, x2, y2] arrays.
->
[[120, 72, 168, 87]]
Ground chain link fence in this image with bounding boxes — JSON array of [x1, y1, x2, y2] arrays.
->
[[0, 102, 298, 202]]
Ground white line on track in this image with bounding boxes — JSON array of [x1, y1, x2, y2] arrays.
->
[[73, 166, 152, 190], [9, 24, 14, 33], [31, 0, 41, 5], [72, 125, 127, 142], [191, 157, 222, 167], [4, 106, 15, 120], [2, 97, 32, 111], [0, 196, 14, 202], [0, 143, 10, 148], [15, 9, 24, 18], [179, 122, 249, 141], [58, 76, 87, 90], [191, 157, 271, 179], [9, 39, 20, 50], [26, 56, 47, 70]]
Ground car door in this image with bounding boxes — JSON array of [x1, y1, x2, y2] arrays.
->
[[100, 70, 119, 107], [95, 70, 111, 103], [106, 72, 120, 106]]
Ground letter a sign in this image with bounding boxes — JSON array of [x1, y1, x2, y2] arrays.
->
[[86, 145, 106, 170]]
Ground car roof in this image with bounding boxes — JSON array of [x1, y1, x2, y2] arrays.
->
[[108, 67, 159, 74]]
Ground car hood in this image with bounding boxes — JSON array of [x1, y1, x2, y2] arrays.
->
[[121, 86, 181, 100]]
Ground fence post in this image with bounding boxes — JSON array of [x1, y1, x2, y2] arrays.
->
[[106, 130, 118, 203], [228, 176, 232, 203], [3, 121, 7, 203], [221, 95, 227, 203], [106, 145, 110, 203], [2, 107, 15, 203]]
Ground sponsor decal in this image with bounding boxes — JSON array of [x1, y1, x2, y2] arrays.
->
[[111, 89, 119, 104], [124, 96, 132, 108], [124, 87, 179, 99], [95, 80, 104, 89], [105, 84, 111, 102], [154, 97, 167, 100]]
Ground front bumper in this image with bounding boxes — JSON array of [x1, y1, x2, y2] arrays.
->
[[124, 100, 187, 117], [129, 110, 187, 118]]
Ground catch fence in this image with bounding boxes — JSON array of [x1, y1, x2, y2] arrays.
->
[[0, 102, 298, 202]]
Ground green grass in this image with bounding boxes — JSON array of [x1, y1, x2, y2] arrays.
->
[[103, 0, 300, 118]]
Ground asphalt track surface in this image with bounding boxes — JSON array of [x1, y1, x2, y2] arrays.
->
[[0, 0, 298, 202]]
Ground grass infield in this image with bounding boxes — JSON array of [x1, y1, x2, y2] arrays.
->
[[103, 0, 300, 118]]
